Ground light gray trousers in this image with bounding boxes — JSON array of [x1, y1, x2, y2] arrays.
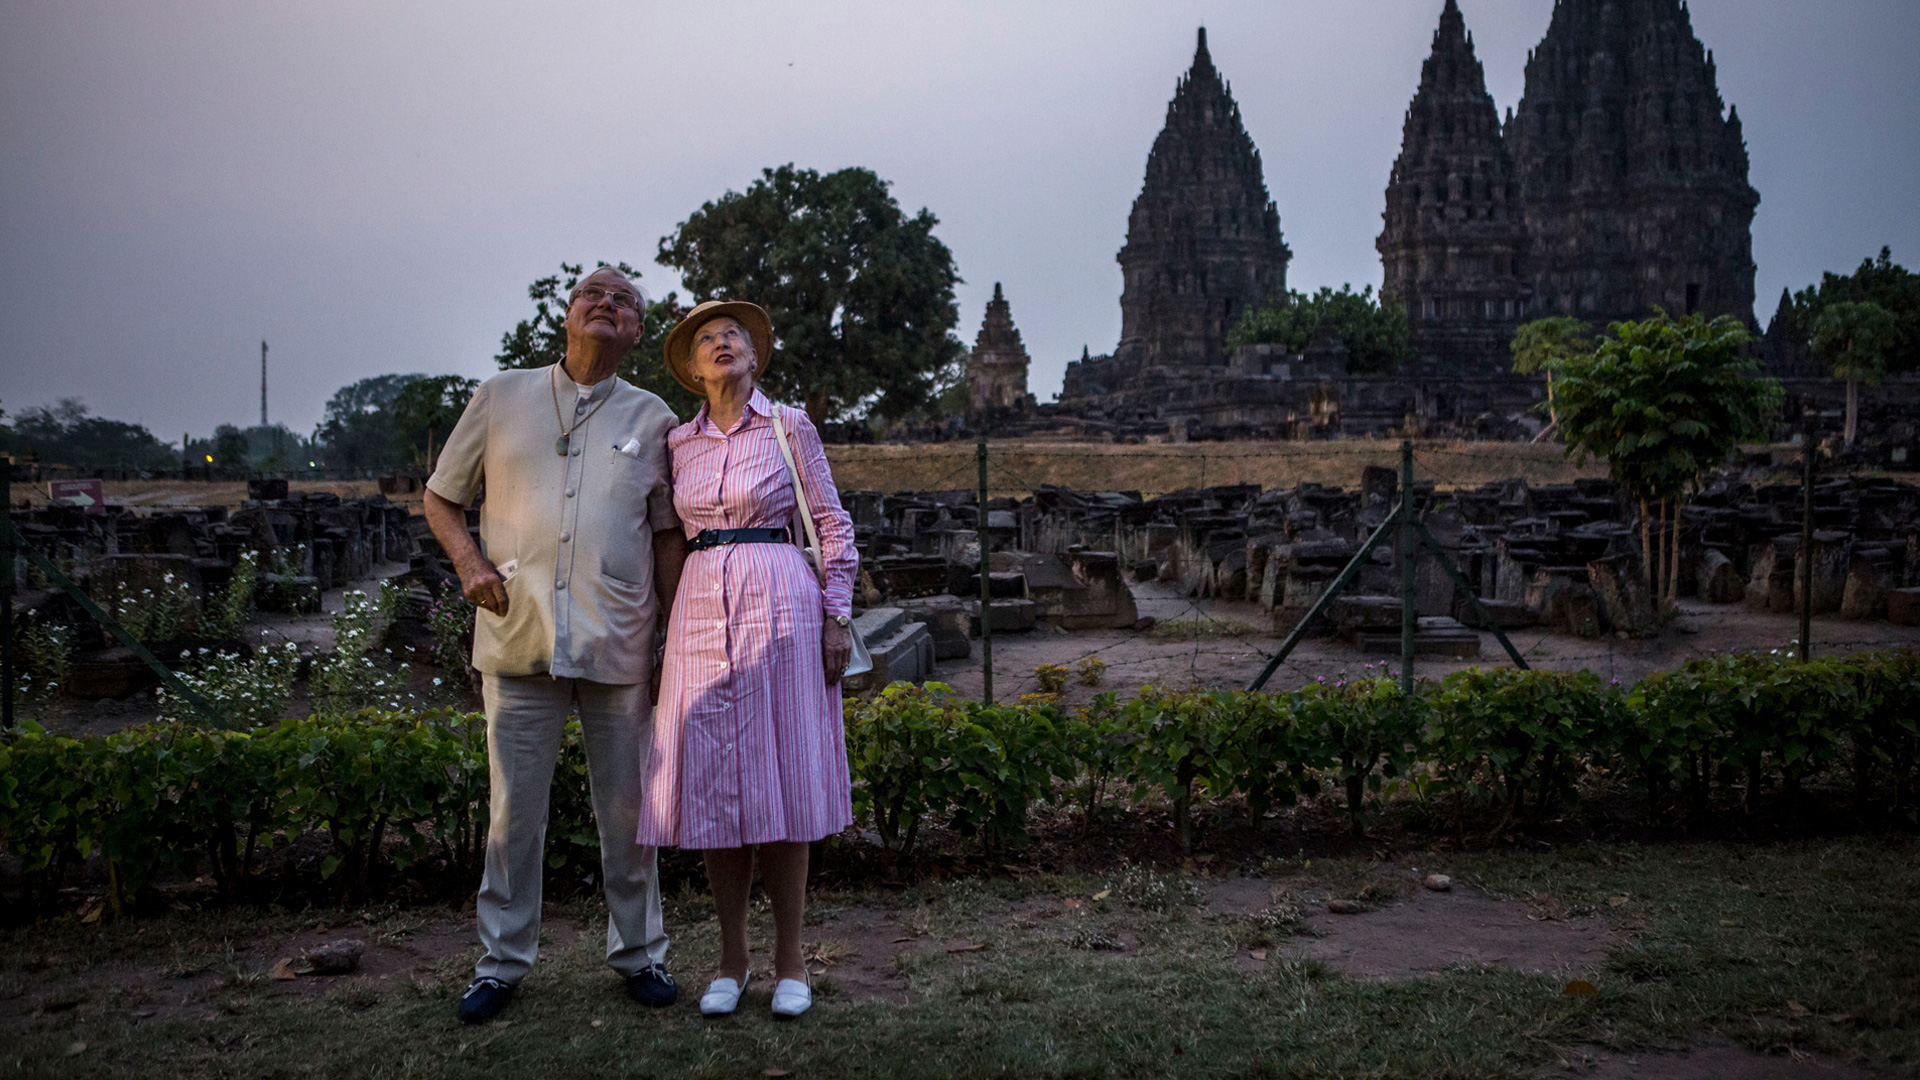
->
[[475, 673, 667, 983]]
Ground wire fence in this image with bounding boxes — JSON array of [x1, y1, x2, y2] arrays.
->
[[905, 438, 1919, 702]]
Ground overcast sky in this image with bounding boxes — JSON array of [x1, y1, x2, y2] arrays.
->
[[2, 0, 1916, 441]]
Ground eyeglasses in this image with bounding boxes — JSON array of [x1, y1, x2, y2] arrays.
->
[[572, 285, 642, 311]]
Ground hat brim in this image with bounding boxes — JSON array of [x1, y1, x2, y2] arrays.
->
[[664, 301, 774, 395]]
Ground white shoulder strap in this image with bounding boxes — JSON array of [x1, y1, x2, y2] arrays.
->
[[768, 405, 827, 588]]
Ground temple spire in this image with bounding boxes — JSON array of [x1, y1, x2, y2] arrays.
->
[[1377, 0, 1528, 375], [1112, 27, 1288, 377], [1510, 0, 1758, 325]]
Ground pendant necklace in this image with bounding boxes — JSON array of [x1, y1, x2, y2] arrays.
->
[[551, 364, 614, 455]]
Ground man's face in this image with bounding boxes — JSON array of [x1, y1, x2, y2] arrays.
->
[[563, 271, 644, 351]]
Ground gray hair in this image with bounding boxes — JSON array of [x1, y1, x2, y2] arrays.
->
[[567, 266, 649, 310]]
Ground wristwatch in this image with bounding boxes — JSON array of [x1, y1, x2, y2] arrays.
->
[[831, 615, 851, 628]]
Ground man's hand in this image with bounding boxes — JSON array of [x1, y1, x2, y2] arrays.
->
[[459, 558, 510, 617], [424, 488, 509, 617], [822, 617, 852, 685]]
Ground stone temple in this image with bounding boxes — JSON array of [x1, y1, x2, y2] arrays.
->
[[1506, 0, 1759, 331], [1043, 4, 1788, 441], [1016, 3, 1917, 448], [1059, 28, 1291, 426], [1376, 0, 1531, 377], [964, 282, 1035, 425]]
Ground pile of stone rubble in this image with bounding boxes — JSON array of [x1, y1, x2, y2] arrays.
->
[[835, 465, 1920, 681], [9, 479, 415, 696]]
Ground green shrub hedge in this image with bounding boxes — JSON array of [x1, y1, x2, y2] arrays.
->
[[2, 650, 1915, 914]]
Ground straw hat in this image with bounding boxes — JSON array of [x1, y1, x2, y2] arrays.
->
[[663, 300, 774, 394]]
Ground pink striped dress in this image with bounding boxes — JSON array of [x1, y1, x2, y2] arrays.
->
[[637, 389, 857, 849]]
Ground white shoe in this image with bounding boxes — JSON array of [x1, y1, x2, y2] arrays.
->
[[699, 973, 750, 1017], [770, 977, 812, 1018]]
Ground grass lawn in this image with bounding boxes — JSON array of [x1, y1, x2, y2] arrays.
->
[[2, 838, 1915, 1079]]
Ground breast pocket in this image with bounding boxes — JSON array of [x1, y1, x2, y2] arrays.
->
[[598, 448, 660, 584]]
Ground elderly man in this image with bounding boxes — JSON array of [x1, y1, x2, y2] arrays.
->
[[425, 266, 687, 1025]]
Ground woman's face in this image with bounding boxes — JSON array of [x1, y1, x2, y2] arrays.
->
[[692, 316, 755, 392]]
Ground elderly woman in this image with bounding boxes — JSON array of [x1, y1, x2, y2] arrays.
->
[[637, 300, 857, 1020]]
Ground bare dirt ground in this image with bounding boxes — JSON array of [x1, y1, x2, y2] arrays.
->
[[824, 437, 1616, 498], [932, 581, 1920, 702], [7, 873, 1894, 1079]]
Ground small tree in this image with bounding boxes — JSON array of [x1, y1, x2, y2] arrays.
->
[[1509, 316, 1593, 440], [1551, 312, 1781, 611], [1792, 246, 1920, 376], [658, 164, 964, 425], [1811, 300, 1896, 447]]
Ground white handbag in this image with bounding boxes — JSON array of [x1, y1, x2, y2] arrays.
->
[[769, 405, 872, 678]]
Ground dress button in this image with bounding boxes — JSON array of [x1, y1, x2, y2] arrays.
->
[[555, 580, 567, 590], [570, 445, 581, 456], [565, 488, 576, 498], [724, 743, 733, 753], [560, 531, 571, 543]]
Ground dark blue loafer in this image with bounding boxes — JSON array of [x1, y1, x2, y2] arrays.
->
[[627, 964, 677, 1008], [457, 976, 515, 1024]]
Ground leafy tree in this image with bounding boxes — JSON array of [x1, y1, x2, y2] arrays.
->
[[1811, 300, 1897, 447], [657, 164, 964, 424], [1791, 247, 1920, 375], [1509, 317, 1593, 439], [1226, 285, 1412, 373], [212, 425, 251, 471], [1551, 312, 1781, 611], [495, 261, 700, 417], [314, 373, 423, 472], [243, 424, 309, 472], [0, 398, 179, 470], [390, 375, 480, 466]]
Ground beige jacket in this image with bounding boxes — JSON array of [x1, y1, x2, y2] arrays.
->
[[427, 365, 680, 684]]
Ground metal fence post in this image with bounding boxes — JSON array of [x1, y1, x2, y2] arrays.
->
[[1399, 440, 1415, 696], [2, 456, 13, 729], [1799, 415, 1816, 663], [977, 438, 993, 703]]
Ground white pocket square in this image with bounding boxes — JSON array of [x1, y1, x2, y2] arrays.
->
[[616, 438, 645, 458]]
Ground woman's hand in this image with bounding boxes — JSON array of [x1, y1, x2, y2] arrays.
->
[[822, 617, 852, 685]]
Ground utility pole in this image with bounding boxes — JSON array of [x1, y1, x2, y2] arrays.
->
[[260, 340, 269, 427], [976, 438, 993, 703]]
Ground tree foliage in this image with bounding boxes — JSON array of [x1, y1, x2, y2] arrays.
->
[[1812, 300, 1898, 446], [657, 164, 964, 424], [0, 399, 179, 470], [1553, 312, 1779, 500], [390, 375, 481, 465], [1790, 246, 1920, 375], [1226, 285, 1412, 373], [1552, 312, 1782, 606], [212, 426, 251, 470], [494, 260, 701, 417], [1812, 301, 1896, 386], [1509, 316, 1593, 376], [314, 374, 424, 472], [183, 425, 311, 473]]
